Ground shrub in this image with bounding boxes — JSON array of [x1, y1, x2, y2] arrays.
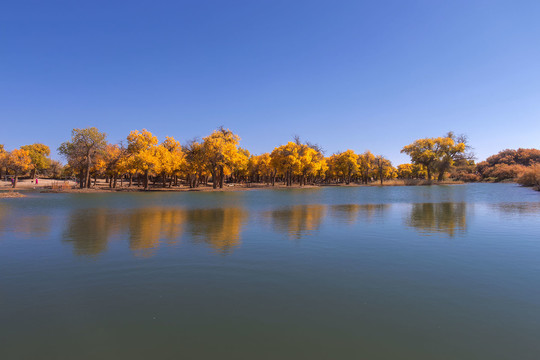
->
[[517, 165, 540, 188]]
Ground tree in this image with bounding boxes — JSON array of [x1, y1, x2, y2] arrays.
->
[[0, 144, 6, 179], [401, 134, 467, 181], [374, 155, 393, 185], [102, 143, 127, 188], [202, 127, 241, 189], [159, 137, 185, 187], [127, 129, 158, 190], [6, 149, 32, 188], [58, 128, 107, 188], [397, 164, 413, 179], [358, 151, 376, 184], [46, 160, 64, 179], [20, 143, 51, 179], [183, 140, 206, 188], [270, 142, 301, 186], [334, 150, 359, 184], [401, 138, 438, 180], [476, 148, 540, 181]]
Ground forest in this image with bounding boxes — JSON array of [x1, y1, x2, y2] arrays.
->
[[0, 127, 538, 190]]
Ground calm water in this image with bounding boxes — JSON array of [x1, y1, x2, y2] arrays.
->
[[1, 184, 540, 360]]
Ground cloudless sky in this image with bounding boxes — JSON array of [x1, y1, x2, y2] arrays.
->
[[1, 0, 539, 164]]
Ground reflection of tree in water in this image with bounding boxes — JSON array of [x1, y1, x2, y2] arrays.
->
[[0, 202, 51, 238], [187, 208, 248, 254], [330, 204, 389, 224], [491, 202, 540, 216], [128, 207, 186, 257], [406, 202, 467, 237], [268, 205, 326, 239], [63, 209, 121, 256], [0, 204, 6, 233], [63, 207, 248, 257]]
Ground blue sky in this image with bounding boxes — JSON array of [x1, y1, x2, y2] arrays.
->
[[1, 0, 539, 164]]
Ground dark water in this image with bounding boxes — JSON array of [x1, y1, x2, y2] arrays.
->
[[1, 184, 540, 360]]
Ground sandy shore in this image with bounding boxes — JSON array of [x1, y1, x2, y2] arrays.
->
[[0, 178, 467, 196]]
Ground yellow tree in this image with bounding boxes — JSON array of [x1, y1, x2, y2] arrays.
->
[[0, 144, 6, 179], [7, 149, 32, 188], [202, 127, 240, 189], [397, 164, 414, 179], [358, 151, 376, 184], [297, 143, 326, 186], [326, 154, 340, 183], [21, 143, 51, 179], [127, 129, 159, 190], [334, 150, 359, 184], [183, 140, 206, 188], [232, 147, 250, 183], [374, 155, 393, 185], [270, 142, 301, 186], [160, 136, 184, 187], [102, 143, 126, 188], [434, 133, 467, 180], [401, 134, 467, 181], [248, 153, 274, 184]]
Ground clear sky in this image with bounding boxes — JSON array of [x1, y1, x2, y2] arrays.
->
[[1, 0, 539, 164]]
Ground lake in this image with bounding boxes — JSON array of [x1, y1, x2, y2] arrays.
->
[[1, 183, 540, 359]]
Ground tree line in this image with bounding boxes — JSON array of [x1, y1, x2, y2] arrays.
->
[[1, 127, 476, 189], [476, 148, 540, 189]]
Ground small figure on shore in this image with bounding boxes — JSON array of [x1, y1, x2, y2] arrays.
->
[[36, 178, 39, 185]]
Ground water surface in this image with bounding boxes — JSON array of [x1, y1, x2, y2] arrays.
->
[[1, 184, 540, 359]]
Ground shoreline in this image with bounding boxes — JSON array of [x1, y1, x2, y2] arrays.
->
[[1, 179, 469, 196]]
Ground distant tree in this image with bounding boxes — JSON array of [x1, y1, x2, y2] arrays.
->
[[6, 148, 32, 188], [47, 160, 64, 179], [476, 148, 540, 181], [401, 133, 467, 180], [374, 155, 393, 185], [21, 143, 51, 179], [358, 151, 376, 184], [0, 144, 6, 179], [333, 150, 359, 184], [202, 127, 241, 189], [58, 128, 107, 188], [126, 129, 158, 190]]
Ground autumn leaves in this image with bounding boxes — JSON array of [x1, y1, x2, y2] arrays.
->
[[1, 127, 472, 189]]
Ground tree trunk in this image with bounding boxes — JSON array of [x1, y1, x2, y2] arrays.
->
[[211, 170, 217, 189], [144, 170, 149, 190], [219, 167, 224, 188], [12, 171, 18, 188], [84, 155, 91, 189]]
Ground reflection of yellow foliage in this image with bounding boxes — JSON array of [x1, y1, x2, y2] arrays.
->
[[63, 209, 118, 256], [187, 208, 248, 254], [0, 203, 51, 238], [62, 206, 248, 257], [406, 203, 467, 237], [330, 204, 389, 224], [0, 204, 7, 231], [63, 207, 186, 257], [128, 208, 186, 257], [268, 205, 326, 239]]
